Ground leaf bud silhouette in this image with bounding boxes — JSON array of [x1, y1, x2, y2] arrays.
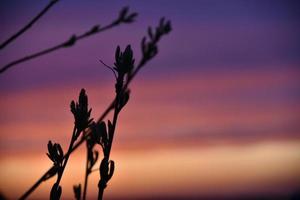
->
[[140, 18, 171, 64], [99, 158, 115, 189], [73, 184, 81, 200], [118, 7, 128, 20], [90, 121, 109, 156], [99, 122, 108, 144], [70, 89, 93, 134], [88, 25, 100, 34], [63, 35, 76, 47], [50, 183, 62, 200], [107, 120, 114, 141], [117, 7, 138, 23], [114, 45, 135, 77], [46, 141, 64, 167]]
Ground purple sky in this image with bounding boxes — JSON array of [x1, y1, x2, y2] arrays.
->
[[1, 0, 300, 154], [1, 0, 299, 91], [0, 1, 300, 199]]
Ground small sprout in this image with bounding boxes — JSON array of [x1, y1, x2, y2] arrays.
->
[[112, 45, 135, 94], [165, 21, 172, 33], [50, 183, 62, 200], [114, 45, 135, 77], [115, 46, 120, 65], [107, 120, 114, 141], [47, 141, 64, 167], [141, 36, 147, 55], [63, 35, 76, 47], [99, 121, 108, 145], [70, 89, 93, 134], [99, 158, 108, 179], [99, 158, 115, 188], [89, 25, 100, 34], [123, 13, 138, 23], [118, 7, 138, 23], [119, 7, 128, 20], [140, 18, 172, 62], [73, 184, 81, 200], [90, 121, 109, 156]]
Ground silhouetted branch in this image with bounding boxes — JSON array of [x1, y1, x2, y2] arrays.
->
[[97, 18, 171, 200], [99, 60, 117, 79], [82, 133, 99, 200], [83, 148, 90, 200], [0, 7, 137, 74], [48, 89, 93, 200], [19, 167, 57, 200], [96, 45, 134, 200], [18, 18, 171, 200], [0, 0, 60, 50]]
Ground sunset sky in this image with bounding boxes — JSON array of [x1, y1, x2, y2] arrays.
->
[[0, 0, 300, 199]]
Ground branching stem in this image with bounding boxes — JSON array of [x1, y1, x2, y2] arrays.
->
[[82, 141, 90, 200], [19, 56, 150, 200], [98, 78, 122, 200], [18, 17, 171, 199], [55, 127, 77, 187]]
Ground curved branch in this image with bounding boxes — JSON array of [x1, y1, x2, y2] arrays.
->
[[0, 0, 60, 50]]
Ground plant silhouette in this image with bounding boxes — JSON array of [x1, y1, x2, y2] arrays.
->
[[47, 89, 93, 200], [1, 3, 172, 199], [43, 19, 171, 200]]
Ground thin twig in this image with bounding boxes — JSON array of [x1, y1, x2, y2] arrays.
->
[[55, 127, 77, 188], [0, 7, 137, 74], [99, 60, 117, 79], [98, 74, 123, 200], [82, 141, 90, 200], [19, 168, 54, 200], [0, 0, 60, 50]]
